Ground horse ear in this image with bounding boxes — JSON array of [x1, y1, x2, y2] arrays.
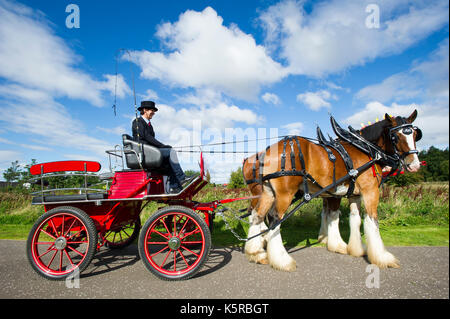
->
[[385, 113, 393, 123], [407, 109, 418, 123]]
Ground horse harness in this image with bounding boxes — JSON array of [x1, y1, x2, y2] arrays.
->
[[243, 133, 357, 201], [239, 116, 422, 242]]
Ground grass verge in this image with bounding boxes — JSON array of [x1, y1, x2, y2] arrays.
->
[[0, 182, 448, 247]]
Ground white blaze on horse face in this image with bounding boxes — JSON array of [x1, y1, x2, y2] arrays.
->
[[400, 131, 420, 172]]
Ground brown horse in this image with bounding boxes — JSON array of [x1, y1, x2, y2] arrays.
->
[[242, 110, 421, 271]]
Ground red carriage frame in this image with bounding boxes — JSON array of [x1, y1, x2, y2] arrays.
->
[[26, 152, 252, 281]]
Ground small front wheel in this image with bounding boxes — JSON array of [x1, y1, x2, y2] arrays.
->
[[138, 206, 211, 280]]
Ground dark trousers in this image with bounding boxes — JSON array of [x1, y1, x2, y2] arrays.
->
[[160, 148, 185, 189]]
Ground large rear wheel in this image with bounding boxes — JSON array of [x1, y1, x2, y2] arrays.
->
[[26, 206, 98, 280], [138, 206, 211, 281]]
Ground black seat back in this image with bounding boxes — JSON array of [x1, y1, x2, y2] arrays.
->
[[122, 134, 163, 169]]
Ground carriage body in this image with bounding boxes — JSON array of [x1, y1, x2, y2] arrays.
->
[[26, 146, 214, 281]]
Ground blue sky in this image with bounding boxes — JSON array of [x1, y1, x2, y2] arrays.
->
[[0, 0, 448, 183]]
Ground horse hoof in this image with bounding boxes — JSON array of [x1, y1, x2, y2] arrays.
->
[[327, 242, 348, 255], [269, 255, 296, 272], [368, 250, 400, 269], [347, 241, 366, 257], [246, 251, 268, 265]]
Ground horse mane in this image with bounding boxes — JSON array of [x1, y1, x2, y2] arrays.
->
[[358, 119, 391, 143]]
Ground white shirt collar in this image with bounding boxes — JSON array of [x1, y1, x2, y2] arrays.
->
[[141, 115, 150, 125]]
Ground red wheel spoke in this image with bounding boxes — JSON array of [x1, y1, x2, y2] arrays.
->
[[181, 245, 200, 257], [178, 249, 189, 267], [160, 219, 171, 235], [180, 228, 200, 240], [64, 218, 77, 237], [59, 250, 63, 272], [182, 241, 203, 244], [39, 228, 56, 240], [37, 245, 55, 259], [173, 216, 177, 236], [160, 250, 171, 268], [66, 240, 88, 244], [173, 251, 177, 272], [151, 229, 169, 240], [47, 250, 58, 268], [67, 228, 84, 241], [61, 216, 65, 237], [147, 241, 169, 245], [150, 245, 169, 258], [178, 217, 189, 235], [64, 250, 75, 268], [49, 219, 59, 237], [67, 245, 85, 257]]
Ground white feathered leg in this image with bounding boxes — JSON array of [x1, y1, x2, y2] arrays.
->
[[266, 224, 296, 271], [364, 215, 399, 268], [347, 197, 366, 257], [326, 210, 348, 254], [244, 209, 268, 264]]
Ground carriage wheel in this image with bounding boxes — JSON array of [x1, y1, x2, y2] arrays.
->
[[138, 206, 211, 281], [26, 206, 98, 280], [104, 219, 141, 249]]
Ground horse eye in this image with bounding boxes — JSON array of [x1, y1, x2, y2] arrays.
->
[[402, 128, 413, 135]]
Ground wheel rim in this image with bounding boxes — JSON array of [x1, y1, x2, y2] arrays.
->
[[31, 212, 90, 276], [143, 211, 206, 277], [103, 220, 139, 247]]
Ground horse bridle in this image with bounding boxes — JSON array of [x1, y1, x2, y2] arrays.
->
[[388, 123, 422, 169]]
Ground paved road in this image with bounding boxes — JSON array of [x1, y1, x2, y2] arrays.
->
[[0, 240, 448, 299]]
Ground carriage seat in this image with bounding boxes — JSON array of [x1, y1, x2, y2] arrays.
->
[[122, 134, 163, 170]]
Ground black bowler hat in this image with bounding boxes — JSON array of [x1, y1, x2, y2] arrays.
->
[[138, 100, 158, 112]]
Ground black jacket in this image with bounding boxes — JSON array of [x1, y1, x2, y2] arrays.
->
[[132, 117, 167, 148]]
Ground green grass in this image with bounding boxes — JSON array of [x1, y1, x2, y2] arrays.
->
[[0, 182, 448, 247]]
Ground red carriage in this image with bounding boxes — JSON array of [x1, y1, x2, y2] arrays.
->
[[26, 134, 247, 281]]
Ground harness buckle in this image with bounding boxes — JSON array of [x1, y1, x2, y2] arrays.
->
[[349, 169, 359, 177], [304, 193, 311, 202]]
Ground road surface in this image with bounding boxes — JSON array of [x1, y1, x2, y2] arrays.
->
[[0, 240, 448, 299]]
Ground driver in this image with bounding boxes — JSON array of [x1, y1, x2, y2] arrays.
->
[[132, 100, 188, 194]]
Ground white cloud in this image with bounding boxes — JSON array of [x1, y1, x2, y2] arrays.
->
[[139, 89, 159, 101], [96, 74, 131, 99], [96, 125, 127, 136], [344, 101, 449, 148], [352, 39, 449, 148], [357, 39, 449, 103], [296, 90, 336, 111], [0, 0, 129, 106], [149, 102, 262, 146], [262, 92, 281, 105], [0, 87, 113, 158], [259, 0, 449, 77], [126, 7, 287, 101], [0, 150, 21, 163], [281, 122, 304, 135]]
